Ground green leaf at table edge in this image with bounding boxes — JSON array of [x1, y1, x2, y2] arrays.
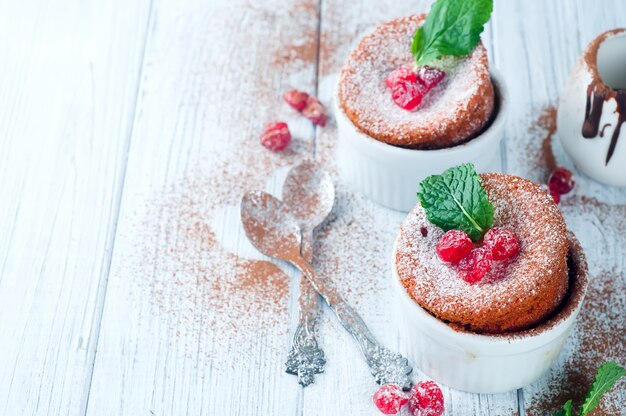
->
[[580, 361, 626, 415], [553, 399, 573, 416]]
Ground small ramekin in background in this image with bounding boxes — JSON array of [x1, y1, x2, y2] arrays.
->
[[389, 231, 588, 394], [335, 71, 508, 212]]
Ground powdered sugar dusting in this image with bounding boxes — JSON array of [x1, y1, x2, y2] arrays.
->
[[338, 14, 494, 148], [395, 173, 569, 333], [121, 145, 306, 369]]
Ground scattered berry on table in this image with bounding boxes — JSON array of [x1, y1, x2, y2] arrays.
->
[[260, 122, 291, 152], [284, 89, 309, 112], [457, 246, 493, 283], [385, 66, 418, 89], [416, 66, 446, 91], [373, 384, 409, 414], [302, 96, 327, 126], [436, 230, 473, 263], [408, 381, 444, 416], [547, 167, 575, 195], [483, 227, 520, 261], [541, 184, 561, 204]]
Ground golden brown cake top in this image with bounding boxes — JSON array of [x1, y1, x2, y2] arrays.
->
[[338, 14, 494, 149], [395, 173, 570, 333]]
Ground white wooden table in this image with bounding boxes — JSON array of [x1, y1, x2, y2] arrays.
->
[[1, 0, 625, 415]]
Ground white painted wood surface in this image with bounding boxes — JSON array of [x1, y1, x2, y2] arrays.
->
[[0, 0, 624, 415], [0, 0, 151, 414]]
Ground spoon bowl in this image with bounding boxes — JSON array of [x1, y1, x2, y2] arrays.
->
[[241, 191, 302, 260], [282, 161, 335, 230]]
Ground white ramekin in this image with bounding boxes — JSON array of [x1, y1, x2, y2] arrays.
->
[[390, 231, 588, 394], [335, 71, 508, 212]]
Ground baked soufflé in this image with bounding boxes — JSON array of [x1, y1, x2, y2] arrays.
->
[[395, 165, 570, 334], [338, 14, 494, 149]]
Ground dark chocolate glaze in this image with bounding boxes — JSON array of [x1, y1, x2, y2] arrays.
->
[[582, 83, 605, 138], [582, 81, 626, 165], [599, 123, 612, 137]]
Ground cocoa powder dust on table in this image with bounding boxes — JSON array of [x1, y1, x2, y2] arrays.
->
[[537, 106, 558, 177], [525, 265, 626, 415], [524, 105, 559, 182], [126, 148, 306, 370], [269, 2, 319, 70], [523, 106, 626, 414]]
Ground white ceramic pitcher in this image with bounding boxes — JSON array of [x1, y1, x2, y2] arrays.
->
[[558, 29, 626, 187]]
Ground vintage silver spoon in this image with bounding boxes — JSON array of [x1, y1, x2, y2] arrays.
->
[[241, 191, 413, 389], [282, 161, 335, 386]]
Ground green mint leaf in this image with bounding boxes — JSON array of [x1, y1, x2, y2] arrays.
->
[[417, 163, 493, 241], [553, 400, 573, 416], [412, 0, 493, 66], [580, 362, 626, 415]]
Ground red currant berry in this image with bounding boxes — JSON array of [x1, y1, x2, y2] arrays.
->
[[302, 96, 327, 126], [284, 89, 309, 112], [373, 384, 409, 414], [408, 381, 444, 416], [483, 227, 520, 261], [385, 66, 418, 89], [457, 246, 493, 283], [391, 80, 424, 111], [417, 66, 446, 91], [260, 122, 291, 152], [436, 230, 473, 263], [548, 167, 575, 195], [541, 185, 561, 204]]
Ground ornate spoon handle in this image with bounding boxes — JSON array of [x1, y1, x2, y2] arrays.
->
[[290, 254, 412, 390], [285, 232, 326, 386]]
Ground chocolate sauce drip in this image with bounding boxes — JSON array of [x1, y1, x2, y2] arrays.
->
[[582, 83, 605, 137], [607, 93, 626, 163], [582, 81, 626, 165], [599, 123, 612, 137]]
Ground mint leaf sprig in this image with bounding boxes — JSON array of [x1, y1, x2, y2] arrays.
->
[[553, 361, 626, 416], [417, 163, 493, 242], [554, 400, 573, 416], [411, 0, 493, 67]]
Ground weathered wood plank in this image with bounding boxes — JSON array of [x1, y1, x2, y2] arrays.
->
[[85, 0, 320, 414], [492, 0, 626, 414], [307, 1, 518, 415], [0, 0, 152, 414], [1, 0, 620, 415]]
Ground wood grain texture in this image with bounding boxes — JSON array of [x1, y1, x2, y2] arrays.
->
[[85, 0, 320, 414], [492, 1, 626, 414], [0, 0, 624, 415], [308, 1, 517, 415], [0, 0, 152, 414]]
